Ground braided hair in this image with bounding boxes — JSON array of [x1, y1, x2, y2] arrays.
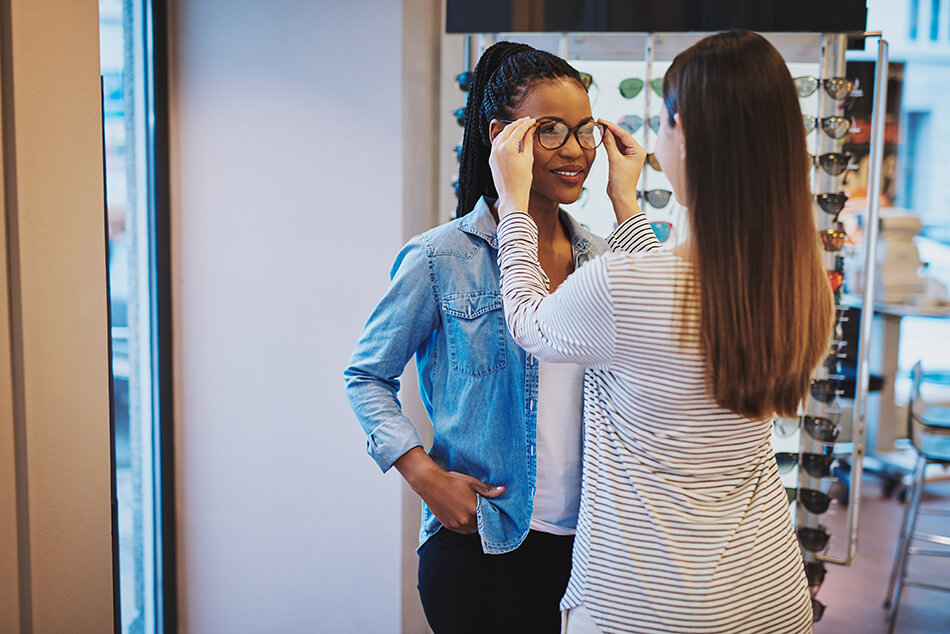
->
[[456, 42, 585, 218]]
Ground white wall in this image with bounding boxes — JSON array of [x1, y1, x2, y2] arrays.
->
[[169, 1, 440, 631]]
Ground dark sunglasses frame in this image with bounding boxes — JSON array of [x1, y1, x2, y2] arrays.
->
[[775, 452, 835, 479], [794, 75, 855, 100], [803, 115, 854, 139], [802, 415, 841, 443], [798, 526, 831, 552], [637, 188, 673, 209], [811, 378, 844, 404], [808, 152, 853, 176], [817, 193, 848, 221]]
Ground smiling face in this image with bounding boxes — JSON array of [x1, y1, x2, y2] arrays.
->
[[507, 78, 596, 208]]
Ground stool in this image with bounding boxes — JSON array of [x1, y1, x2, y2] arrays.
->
[[883, 361, 950, 633]]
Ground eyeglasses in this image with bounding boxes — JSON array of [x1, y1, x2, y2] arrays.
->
[[827, 270, 843, 292], [811, 378, 843, 404], [499, 118, 607, 151], [812, 598, 826, 623], [618, 77, 663, 99], [809, 152, 853, 176], [649, 221, 673, 243], [456, 71, 473, 92], [455, 107, 467, 127], [803, 115, 853, 139], [798, 526, 830, 552], [646, 153, 662, 172], [619, 114, 660, 134], [817, 193, 848, 220], [819, 223, 849, 252], [637, 189, 673, 209], [794, 76, 855, 100], [775, 452, 835, 478], [805, 561, 827, 591], [773, 418, 800, 438], [578, 72, 594, 91]]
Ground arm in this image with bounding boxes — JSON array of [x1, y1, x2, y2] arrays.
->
[[497, 212, 616, 365], [607, 213, 663, 254], [344, 235, 503, 533]]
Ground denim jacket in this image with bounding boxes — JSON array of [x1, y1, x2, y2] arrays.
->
[[344, 197, 608, 554]]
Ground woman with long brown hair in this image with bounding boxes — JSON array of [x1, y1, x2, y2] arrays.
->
[[490, 30, 833, 632]]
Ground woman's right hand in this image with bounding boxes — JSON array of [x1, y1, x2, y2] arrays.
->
[[394, 447, 505, 534]]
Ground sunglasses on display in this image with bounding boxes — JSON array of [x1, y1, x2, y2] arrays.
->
[[808, 152, 853, 176], [798, 526, 831, 552], [618, 77, 664, 99], [805, 561, 827, 592], [785, 487, 833, 514], [819, 223, 850, 252], [455, 107, 466, 127], [497, 118, 607, 151], [637, 188, 673, 209], [775, 452, 835, 479], [817, 192, 848, 220], [456, 71, 473, 92], [811, 378, 844, 404], [812, 598, 826, 623], [824, 348, 847, 374], [794, 76, 855, 100], [578, 72, 594, 91], [649, 221, 674, 243], [803, 115, 854, 139], [619, 114, 661, 135], [802, 415, 841, 443], [646, 153, 662, 172]]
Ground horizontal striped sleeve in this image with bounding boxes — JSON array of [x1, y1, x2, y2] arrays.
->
[[606, 212, 662, 254], [496, 211, 615, 365]]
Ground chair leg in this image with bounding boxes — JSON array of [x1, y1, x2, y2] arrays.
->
[[885, 454, 928, 631]]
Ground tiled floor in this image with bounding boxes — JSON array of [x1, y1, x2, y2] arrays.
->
[[814, 467, 950, 634]]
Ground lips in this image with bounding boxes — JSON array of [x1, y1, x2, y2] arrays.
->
[[551, 164, 585, 185]]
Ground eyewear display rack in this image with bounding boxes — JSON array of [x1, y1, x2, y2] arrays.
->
[[447, 30, 889, 620]]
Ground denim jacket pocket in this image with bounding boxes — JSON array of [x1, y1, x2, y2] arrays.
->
[[441, 292, 508, 377]]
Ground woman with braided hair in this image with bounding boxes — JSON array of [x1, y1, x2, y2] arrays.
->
[[345, 41, 654, 632]]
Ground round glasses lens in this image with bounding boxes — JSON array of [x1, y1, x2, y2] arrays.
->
[[818, 153, 850, 176], [799, 488, 832, 513], [803, 416, 840, 443], [794, 76, 819, 98], [822, 116, 853, 139], [619, 115, 644, 134], [823, 77, 853, 100], [576, 122, 605, 149], [619, 77, 644, 99], [803, 115, 817, 133], [649, 221, 672, 242], [536, 121, 569, 149]]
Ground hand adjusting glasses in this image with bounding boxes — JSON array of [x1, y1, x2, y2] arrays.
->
[[498, 118, 607, 151]]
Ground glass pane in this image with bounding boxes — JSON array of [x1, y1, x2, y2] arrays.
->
[[100, 0, 160, 631]]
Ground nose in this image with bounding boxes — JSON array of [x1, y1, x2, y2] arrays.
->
[[558, 132, 585, 159]]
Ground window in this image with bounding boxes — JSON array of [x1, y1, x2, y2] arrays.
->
[[99, 0, 173, 631]]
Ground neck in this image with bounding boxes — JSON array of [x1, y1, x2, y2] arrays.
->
[[526, 191, 563, 247]]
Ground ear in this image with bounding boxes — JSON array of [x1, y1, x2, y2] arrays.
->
[[672, 112, 686, 159], [488, 119, 507, 143]]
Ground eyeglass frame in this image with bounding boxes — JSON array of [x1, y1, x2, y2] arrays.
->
[[497, 118, 607, 151]]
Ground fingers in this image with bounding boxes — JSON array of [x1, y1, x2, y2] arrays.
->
[[471, 479, 506, 498], [599, 118, 644, 157], [492, 116, 535, 152]]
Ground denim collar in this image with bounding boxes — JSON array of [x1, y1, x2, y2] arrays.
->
[[458, 196, 595, 258]]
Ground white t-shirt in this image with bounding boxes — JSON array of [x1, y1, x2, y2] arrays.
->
[[529, 360, 584, 535]]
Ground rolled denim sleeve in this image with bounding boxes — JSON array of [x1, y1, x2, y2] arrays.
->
[[344, 235, 440, 473]]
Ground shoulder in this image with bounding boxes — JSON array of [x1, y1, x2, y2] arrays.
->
[[419, 216, 493, 260]]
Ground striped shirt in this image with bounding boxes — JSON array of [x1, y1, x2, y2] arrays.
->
[[497, 212, 812, 634]]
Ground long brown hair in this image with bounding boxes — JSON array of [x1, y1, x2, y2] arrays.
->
[[663, 30, 833, 419]]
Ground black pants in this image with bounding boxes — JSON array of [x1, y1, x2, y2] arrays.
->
[[418, 528, 574, 634]]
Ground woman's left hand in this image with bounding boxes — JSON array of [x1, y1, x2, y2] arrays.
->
[[600, 118, 646, 222], [489, 117, 535, 218]]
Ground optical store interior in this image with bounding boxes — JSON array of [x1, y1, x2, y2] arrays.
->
[[3, 1, 950, 633]]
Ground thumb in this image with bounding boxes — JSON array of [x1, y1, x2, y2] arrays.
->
[[471, 479, 506, 498], [602, 127, 622, 161]]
